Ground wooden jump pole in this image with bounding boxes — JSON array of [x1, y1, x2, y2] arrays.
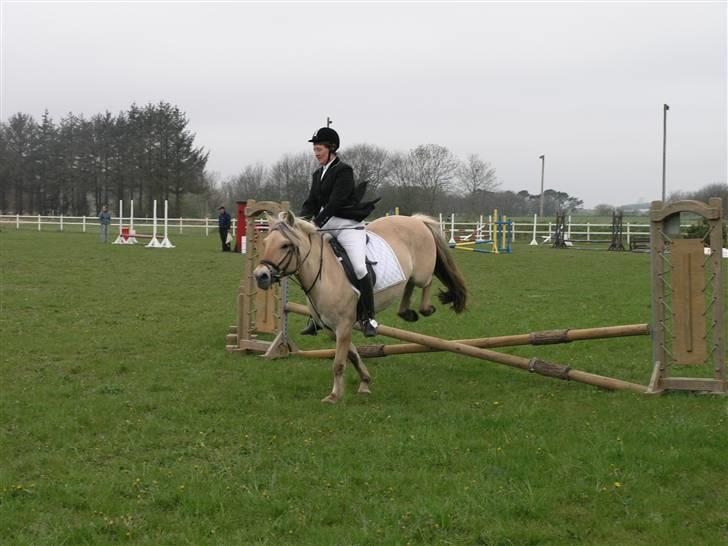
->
[[285, 302, 648, 394], [291, 323, 650, 359]]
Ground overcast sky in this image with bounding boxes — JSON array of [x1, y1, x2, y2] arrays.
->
[[2, 1, 726, 207]]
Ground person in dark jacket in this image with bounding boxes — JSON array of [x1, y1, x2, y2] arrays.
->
[[299, 127, 379, 337], [218, 206, 232, 252], [98, 204, 112, 243]]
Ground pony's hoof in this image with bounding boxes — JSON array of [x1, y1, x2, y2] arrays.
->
[[321, 394, 339, 404], [357, 384, 371, 395], [419, 305, 436, 317], [398, 309, 419, 322]]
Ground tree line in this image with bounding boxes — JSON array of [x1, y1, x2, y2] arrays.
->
[[0, 102, 208, 216], [2, 101, 591, 219], [212, 143, 584, 218]]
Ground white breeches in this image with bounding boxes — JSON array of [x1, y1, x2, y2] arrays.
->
[[322, 216, 367, 279]]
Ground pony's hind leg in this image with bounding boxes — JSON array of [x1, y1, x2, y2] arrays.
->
[[348, 344, 371, 395], [322, 327, 352, 404], [397, 280, 419, 322], [419, 281, 436, 317]]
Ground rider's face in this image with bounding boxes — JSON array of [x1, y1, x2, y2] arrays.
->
[[313, 144, 330, 166]]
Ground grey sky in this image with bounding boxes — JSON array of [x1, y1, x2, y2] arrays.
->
[[2, 1, 726, 207]]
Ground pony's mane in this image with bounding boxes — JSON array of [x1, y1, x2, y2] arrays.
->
[[268, 212, 316, 243]]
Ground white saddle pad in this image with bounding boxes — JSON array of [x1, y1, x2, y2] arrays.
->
[[366, 231, 406, 293]]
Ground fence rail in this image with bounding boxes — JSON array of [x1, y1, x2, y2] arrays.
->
[[1, 213, 654, 246]]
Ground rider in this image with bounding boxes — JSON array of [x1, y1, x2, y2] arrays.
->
[[299, 126, 379, 337]]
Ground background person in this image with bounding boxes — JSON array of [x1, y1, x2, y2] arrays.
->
[[98, 204, 112, 243], [299, 127, 380, 337], [218, 206, 232, 252]]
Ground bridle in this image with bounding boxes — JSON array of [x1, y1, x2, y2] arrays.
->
[[259, 223, 324, 296]]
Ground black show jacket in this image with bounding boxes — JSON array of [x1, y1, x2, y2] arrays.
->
[[299, 157, 376, 227]]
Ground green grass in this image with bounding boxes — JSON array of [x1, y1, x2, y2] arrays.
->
[[1, 230, 727, 545]]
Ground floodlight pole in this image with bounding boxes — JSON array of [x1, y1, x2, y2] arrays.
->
[[326, 116, 333, 128], [539, 154, 545, 217], [661, 104, 669, 202]]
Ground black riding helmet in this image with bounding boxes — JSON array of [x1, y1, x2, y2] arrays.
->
[[308, 127, 340, 152]]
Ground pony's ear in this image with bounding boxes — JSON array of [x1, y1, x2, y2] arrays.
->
[[280, 210, 295, 226]]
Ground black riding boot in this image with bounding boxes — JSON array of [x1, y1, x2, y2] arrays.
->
[[300, 318, 320, 336], [358, 273, 378, 337]]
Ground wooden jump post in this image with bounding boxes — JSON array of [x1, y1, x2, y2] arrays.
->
[[225, 199, 297, 358], [647, 198, 726, 395]]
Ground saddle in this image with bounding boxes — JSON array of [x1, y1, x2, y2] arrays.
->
[[327, 235, 377, 318]]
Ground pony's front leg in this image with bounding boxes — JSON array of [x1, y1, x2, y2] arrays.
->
[[321, 327, 353, 404]]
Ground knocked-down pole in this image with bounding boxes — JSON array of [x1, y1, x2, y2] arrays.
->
[[285, 302, 647, 394], [295, 323, 650, 359]]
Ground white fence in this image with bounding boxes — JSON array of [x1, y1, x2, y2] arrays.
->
[[436, 213, 650, 246], [0, 213, 653, 246], [0, 214, 231, 236]]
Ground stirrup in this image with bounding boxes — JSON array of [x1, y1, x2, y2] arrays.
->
[[300, 319, 320, 336], [361, 318, 379, 338]]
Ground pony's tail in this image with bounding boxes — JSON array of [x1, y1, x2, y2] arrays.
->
[[414, 214, 468, 313]]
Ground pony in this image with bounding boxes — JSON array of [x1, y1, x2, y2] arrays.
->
[[253, 211, 467, 403]]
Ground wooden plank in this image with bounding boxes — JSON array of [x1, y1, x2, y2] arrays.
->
[[660, 378, 726, 393], [293, 324, 650, 359], [670, 239, 708, 364]]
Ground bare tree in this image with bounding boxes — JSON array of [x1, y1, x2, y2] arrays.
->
[[455, 154, 499, 214], [340, 143, 389, 197], [228, 163, 267, 202], [268, 152, 316, 210], [456, 154, 499, 195], [384, 151, 413, 188], [408, 144, 459, 213]]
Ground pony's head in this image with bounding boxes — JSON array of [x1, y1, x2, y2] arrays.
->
[[253, 211, 316, 290]]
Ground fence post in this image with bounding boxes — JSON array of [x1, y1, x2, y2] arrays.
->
[[16, 214, 20, 230], [83, 216, 86, 233], [205, 217, 209, 236], [38, 214, 41, 231], [586, 222, 590, 241], [179, 216, 183, 235], [567, 215, 572, 239], [626, 223, 631, 246], [60, 215, 64, 232]]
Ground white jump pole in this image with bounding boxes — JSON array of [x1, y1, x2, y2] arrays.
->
[[449, 213, 456, 245], [113, 199, 125, 244], [530, 213, 539, 246], [128, 200, 138, 244], [146, 199, 162, 248], [567, 215, 572, 240], [160, 200, 175, 248]]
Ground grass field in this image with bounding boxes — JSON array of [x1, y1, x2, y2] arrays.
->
[[1, 229, 727, 545]]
